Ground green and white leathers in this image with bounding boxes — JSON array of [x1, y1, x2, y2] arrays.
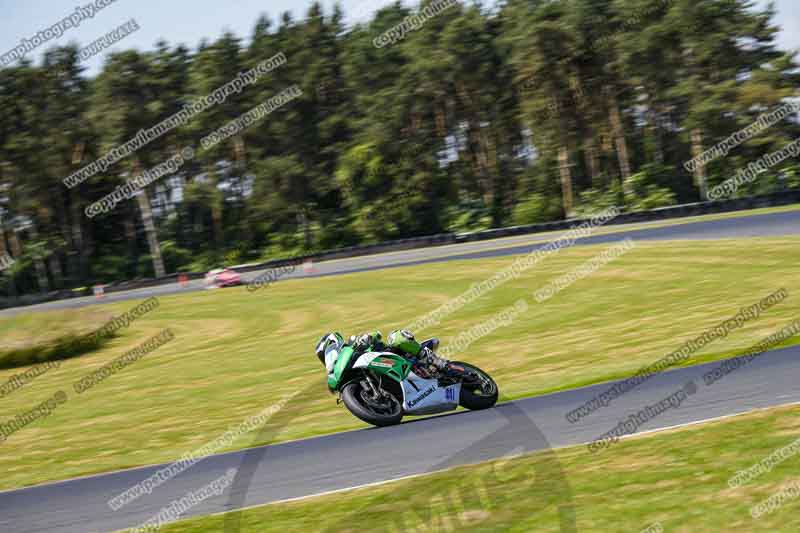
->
[[386, 329, 422, 357], [315, 329, 499, 427]]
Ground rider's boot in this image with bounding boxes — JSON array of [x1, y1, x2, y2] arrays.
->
[[421, 346, 448, 371]]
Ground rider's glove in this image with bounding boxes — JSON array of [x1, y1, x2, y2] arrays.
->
[[354, 331, 383, 351], [354, 334, 372, 349]]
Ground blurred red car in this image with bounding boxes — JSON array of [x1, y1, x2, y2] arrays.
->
[[204, 268, 242, 288]]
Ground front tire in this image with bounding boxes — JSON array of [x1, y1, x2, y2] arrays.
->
[[454, 361, 499, 410], [342, 381, 403, 427]]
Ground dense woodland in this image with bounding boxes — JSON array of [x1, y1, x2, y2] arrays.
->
[[0, 0, 798, 297]]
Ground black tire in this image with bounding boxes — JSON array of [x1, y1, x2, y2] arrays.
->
[[342, 381, 403, 427], [455, 361, 499, 410]]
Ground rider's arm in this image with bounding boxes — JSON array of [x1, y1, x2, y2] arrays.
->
[[353, 331, 385, 352]]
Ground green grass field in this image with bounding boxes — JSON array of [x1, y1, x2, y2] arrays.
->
[[153, 403, 800, 532], [0, 235, 799, 491]]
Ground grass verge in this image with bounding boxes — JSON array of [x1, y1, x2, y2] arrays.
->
[[0, 309, 116, 369]]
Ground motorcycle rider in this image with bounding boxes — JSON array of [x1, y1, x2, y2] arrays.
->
[[350, 329, 450, 371]]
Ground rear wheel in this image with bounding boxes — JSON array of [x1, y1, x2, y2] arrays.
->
[[454, 361, 499, 410], [342, 380, 403, 427]]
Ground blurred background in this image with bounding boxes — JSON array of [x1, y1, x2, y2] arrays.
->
[[0, 0, 798, 300]]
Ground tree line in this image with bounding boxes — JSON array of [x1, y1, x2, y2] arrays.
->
[[0, 0, 798, 297]]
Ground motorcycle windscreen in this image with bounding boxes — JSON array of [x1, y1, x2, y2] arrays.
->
[[324, 341, 343, 373]]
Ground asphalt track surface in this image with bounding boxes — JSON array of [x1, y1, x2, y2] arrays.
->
[[3, 345, 800, 532], [1, 208, 799, 317]]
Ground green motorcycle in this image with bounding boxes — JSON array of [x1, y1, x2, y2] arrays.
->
[[315, 330, 499, 427]]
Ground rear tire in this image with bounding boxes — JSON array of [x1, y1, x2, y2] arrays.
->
[[455, 361, 499, 410], [342, 382, 403, 427]]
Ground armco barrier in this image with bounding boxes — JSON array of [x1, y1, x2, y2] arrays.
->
[[455, 190, 800, 243], [1, 191, 798, 310]]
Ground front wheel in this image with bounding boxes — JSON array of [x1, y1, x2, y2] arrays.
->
[[454, 361, 499, 410], [342, 381, 403, 427]]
